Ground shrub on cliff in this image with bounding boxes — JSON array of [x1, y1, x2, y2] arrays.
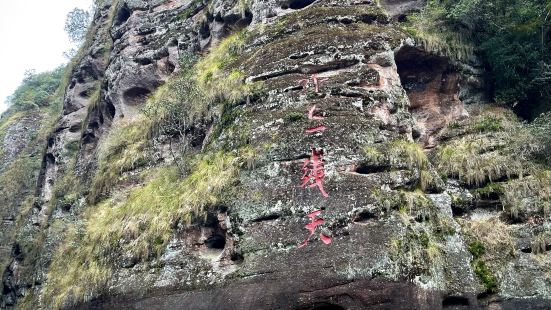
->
[[6, 66, 64, 110], [531, 112, 551, 165], [412, 0, 551, 117]]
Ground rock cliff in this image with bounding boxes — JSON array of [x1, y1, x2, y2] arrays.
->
[[1, 0, 550, 309]]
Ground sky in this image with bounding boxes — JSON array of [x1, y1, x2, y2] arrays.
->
[[0, 0, 92, 114]]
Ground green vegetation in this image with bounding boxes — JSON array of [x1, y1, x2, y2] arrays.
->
[[531, 112, 551, 165], [397, 189, 434, 221], [285, 112, 306, 123], [471, 116, 504, 133], [500, 170, 551, 220], [435, 106, 551, 220], [0, 64, 68, 302], [6, 67, 64, 110], [468, 240, 486, 259], [195, 31, 259, 104], [434, 106, 536, 187], [473, 259, 498, 292], [45, 27, 264, 307], [44, 150, 252, 308], [402, 3, 474, 62], [462, 218, 515, 292], [406, 0, 551, 115], [435, 138, 517, 187], [363, 140, 428, 170], [88, 117, 152, 204], [144, 55, 203, 131], [389, 225, 443, 280], [468, 240, 498, 292], [363, 140, 437, 191]]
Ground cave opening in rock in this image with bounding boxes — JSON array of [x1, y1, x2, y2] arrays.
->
[[45, 153, 56, 165], [442, 295, 470, 307], [199, 20, 210, 39], [395, 46, 464, 147], [204, 234, 226, 249], [114, 3, 131, 26], [123, 87, 151, 106], [352, 210, 377, 223], [105, 98, 116, 119], [355, 163, 391, 174], [11, 243, 23, 261], [282, 0, 316, 10]]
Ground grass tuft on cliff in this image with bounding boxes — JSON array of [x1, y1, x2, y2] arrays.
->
[[434, 105, 551, 221], [89, 151, 240, 258], [44, 149, 252, 308], [195, 31, 260, 104], [434, 106, 537, 188], [88, 117, 153, 204], [401, 4, 474, 62], [462, 218, 514, 292], [363, 139, 438, 191]]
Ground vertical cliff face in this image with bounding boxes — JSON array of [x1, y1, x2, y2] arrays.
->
[[1, 0, 551, 309]]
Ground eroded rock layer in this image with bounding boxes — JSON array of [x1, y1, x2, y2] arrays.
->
[[1, 0, 550, 309]]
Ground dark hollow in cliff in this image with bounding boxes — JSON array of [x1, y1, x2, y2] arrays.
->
[[282, 0, 317, 10], [442, 295, 470, 307], [114, 3, 131, 26], [395, 46, 463, 147], [123, 87, 152, 106]]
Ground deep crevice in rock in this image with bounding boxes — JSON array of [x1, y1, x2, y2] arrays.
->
[[1, 266, 16, 307], [45, 153, 56, 165], [249, 69, 301, 82], [204, 234, 226, 249], [274, 153, 310, 162], [199, 20, 210, 39], [286, 0, 317, 10], [114, 3, 131, 27], [352, 210, 377, 223], [354, 164, 391, 174], [299, 59, 360, 75], [82, 132, 96, 144], [105, 98, 116, 119], [252, 214, 281, 222], [123, 87, 151, 106], [11, 243, 23, 262], [69, 123, 82, 133], [289, 52, 311, 60], [442, 295, 470, 307]]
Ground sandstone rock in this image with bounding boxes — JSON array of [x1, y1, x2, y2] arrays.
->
[[1, 0, 551, 309]]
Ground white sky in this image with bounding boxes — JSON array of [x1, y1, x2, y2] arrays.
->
[[0, 0, 92, 114]]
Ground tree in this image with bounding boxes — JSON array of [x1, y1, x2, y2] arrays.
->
[[423, 0, 551, 117], [64, 8, 91, 44], [8, 66, 65, 110]]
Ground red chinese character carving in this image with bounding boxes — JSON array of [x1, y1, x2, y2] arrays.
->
[[308, 105, 325, 120], [299, 210, 327, 248], [320, 233, 332, 245], [300, 148, 329, 197], [305, 125, 327, 133]]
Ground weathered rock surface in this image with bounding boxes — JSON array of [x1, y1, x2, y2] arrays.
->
[[1, 0, 551, 309]]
